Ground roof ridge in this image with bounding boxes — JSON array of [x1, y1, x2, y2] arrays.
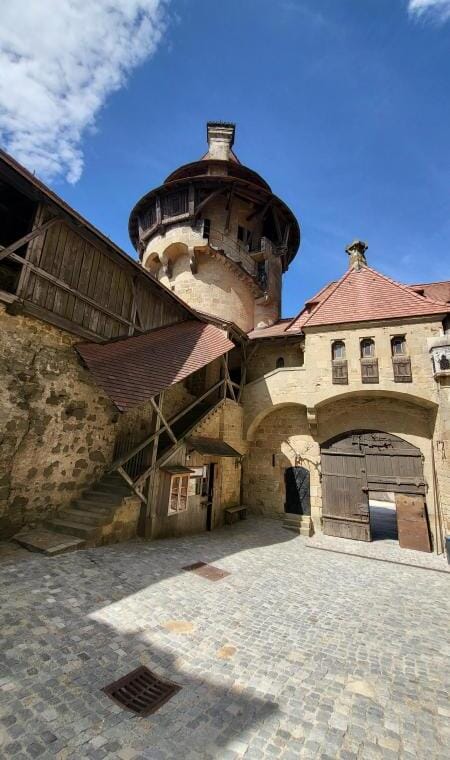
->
[[364, 266, 449, 308], [410, 279, 450, 286], [285, 279, 339, 330], [300, 267, 354, 329]]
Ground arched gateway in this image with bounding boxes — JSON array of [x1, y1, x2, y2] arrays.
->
[[320, 430, 431, 551]]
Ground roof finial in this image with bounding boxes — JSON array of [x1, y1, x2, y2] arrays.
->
[[346, 240, 368, 271]]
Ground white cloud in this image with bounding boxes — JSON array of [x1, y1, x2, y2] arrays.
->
[[408, 0, 450, 22], [0, 0, 168, 183]]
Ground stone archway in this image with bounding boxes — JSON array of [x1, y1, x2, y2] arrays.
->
[[243, 403, 319, 518], [320, 430, 431, 551]]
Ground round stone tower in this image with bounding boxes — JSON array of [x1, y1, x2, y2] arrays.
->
[[129, 123, 300, 332]]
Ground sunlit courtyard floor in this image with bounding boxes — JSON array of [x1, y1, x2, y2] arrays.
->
[[1, 517, 449, 759]]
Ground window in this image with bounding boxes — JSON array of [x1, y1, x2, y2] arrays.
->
[[188, 466, 208, 496], [276, 357, 285, 369], [203, 218, 211, 239], [391, 336, 406, 355], [331, 340, 346, 360], [331, 340, 348, 384], [360, 338, 375, 358], [360, 338, 378, 383], [237, 225, 252, 247], [162, 190, 188, 219], [257, 260, 268, 289], [391, 335, 412, 382], [168, 475, 189, 514]]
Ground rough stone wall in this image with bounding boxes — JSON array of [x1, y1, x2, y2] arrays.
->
[[246, 341, 304, 383], [0, 307, 119, 536]]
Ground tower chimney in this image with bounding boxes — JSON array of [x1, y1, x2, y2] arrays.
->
[[346, 240, 368, 271], [206, 122, 235, 161]]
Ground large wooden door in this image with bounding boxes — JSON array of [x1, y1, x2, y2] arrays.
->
[[321, 431, 428, 545], [321, 447, 370, 541], [396, 494, 431, 552]]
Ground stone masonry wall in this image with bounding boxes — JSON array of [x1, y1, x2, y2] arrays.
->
[[0, 307, 116, 536]]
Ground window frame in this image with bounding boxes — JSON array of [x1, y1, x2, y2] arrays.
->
[[391, 335, 406, 356], [168, 474, 190, 515], [331, 340, 346, 360], [360, 338, 375, 358]]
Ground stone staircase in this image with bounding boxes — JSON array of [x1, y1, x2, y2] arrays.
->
[[282, 512, 314, 537], [14, 472, 140, 556], [14, 396, 232, 556]]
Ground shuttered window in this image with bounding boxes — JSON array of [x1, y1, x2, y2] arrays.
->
[[332, 360, 348, 384], [361, 357, 379, 383], [331, 341, 348, 384], [392, 356, 412, 382]]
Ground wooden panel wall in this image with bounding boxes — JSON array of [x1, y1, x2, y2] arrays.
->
[[15, 204, 188, 340]]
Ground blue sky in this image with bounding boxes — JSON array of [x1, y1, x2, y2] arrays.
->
[[2, 0, 450, 317]]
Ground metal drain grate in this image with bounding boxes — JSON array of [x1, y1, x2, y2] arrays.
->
[[102, 666, 181, 716], [182, 561, 230, 581]]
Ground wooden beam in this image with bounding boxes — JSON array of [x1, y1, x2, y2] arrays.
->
[[225, 185, 235, 232], [149, 396, 178, 444], [194, 188, 226, 219], [271, 206, 283, 244], [108, 379, 226, 473], [117, 466, 147, 505], [246, 198, 273, 223], [0, 216, 60, 263]]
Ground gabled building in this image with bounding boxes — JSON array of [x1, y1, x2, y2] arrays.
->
[[0, 124, 449, 556]]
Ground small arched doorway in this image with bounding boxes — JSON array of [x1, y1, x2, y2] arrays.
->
[[320, 430, 431, 551]]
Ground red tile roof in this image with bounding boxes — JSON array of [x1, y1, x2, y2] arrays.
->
[[409, 280, 450, 304], [288, 266, 448, 330], [247, 319, 300, 339], [76, 320, 234, 412]]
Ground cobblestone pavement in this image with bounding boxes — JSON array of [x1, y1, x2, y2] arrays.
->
[[1, 518, 449, 760]]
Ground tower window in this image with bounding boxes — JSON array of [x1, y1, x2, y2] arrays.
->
[[257, 260, 269, 289], [238, 225, 252, 247], [276, 357, 285, 369]]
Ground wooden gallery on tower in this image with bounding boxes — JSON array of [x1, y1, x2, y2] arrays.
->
[[0, 123, 449, 556]]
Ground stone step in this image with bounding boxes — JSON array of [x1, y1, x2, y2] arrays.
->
[[82, 489, 124, 504], [45, 518, 100, 540], [91, 484, 131, 497], [71, 499, 116, 516], [59, 508, 108, 526], [13, 529, 85, 556]]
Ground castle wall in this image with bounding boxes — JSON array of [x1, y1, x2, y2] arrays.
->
[[242, 319, 449, 551], [159, 251, 256, 333], [0, 306, 154, 537]]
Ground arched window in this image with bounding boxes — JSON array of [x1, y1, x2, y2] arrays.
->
[[391, 336, 406, 355], [276, 357, 285, 369], [331, 340, 346, 360], [360, 338, 375, 358]]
